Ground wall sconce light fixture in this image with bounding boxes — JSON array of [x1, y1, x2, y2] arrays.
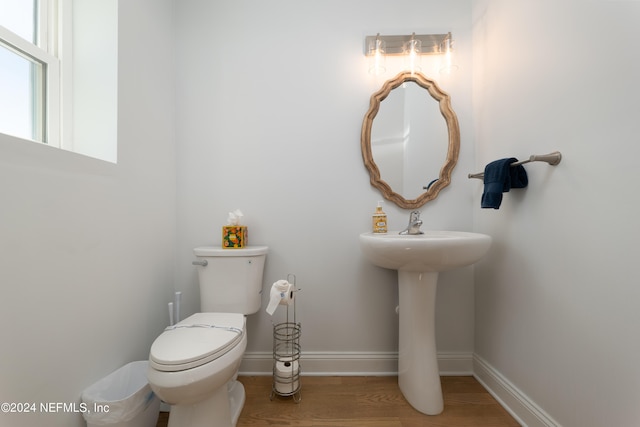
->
[[403, 33, 422, 74], [367, 34, 386, 75], [364, 32, 454, 75], [439, 35, 458, 74]]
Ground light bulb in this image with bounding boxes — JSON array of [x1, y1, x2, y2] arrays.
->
[[403, 38, 422, 74], [439, 36, 458, 74], [368, 37, 386, 75]]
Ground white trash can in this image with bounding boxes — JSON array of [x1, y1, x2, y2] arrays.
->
[[81, 361, 160, 427]]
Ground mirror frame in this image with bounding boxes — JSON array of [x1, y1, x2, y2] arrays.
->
[[361, 71, 460, 209]]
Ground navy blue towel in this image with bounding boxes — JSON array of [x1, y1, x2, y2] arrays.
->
[[481, 158, 528, 209]]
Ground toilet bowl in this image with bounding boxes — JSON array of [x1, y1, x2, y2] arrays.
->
[[147, 313, 247, 427], [147, 246, 268, 427]]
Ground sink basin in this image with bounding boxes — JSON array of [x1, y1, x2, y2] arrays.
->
[[359, 230, 491, 416], [359, 230, 492, 272]]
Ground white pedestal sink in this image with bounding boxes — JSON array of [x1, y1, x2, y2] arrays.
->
[[359, 230, 492, 415]]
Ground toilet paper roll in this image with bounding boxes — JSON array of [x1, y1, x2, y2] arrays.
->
[[274, 360, 300, 394], [265, 280, 295, 315]]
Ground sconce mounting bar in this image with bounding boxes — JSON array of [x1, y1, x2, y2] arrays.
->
[[364, 33, 452, 56]]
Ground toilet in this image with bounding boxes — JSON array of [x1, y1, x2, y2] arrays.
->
[[147, 246, 268, 427]]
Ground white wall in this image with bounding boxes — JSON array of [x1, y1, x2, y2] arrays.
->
[[0, 1, 175, 426], [174, 0, 475, 371], [472, 1, 640, 426]]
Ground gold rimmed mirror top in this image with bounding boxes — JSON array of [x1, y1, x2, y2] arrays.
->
[[361, 71, 460, 209]]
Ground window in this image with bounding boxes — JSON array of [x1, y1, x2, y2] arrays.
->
[[1, 0, 117, 163], [0, 0, 60, 146]]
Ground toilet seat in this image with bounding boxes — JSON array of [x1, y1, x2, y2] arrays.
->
[[149, 312, 245, 372]]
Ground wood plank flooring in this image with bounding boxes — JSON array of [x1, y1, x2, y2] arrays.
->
[[156, 376, 520, 427]]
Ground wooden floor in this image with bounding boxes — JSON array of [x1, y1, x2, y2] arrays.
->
[[156, 376, 520, 427]]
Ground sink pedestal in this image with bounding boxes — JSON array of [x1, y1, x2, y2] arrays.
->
[[398, 271, 443, 415], [358, 231, 492, 416]]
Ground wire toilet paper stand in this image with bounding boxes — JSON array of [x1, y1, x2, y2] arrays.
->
[[270, 273, 302, 402]]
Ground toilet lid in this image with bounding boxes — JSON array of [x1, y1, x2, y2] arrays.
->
[[149, 312, 245, 372]]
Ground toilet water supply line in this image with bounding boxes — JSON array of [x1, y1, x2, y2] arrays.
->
[[168, 291, 182, 326]]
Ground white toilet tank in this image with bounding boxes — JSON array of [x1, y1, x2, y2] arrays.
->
[[193, 246, 268, 314]]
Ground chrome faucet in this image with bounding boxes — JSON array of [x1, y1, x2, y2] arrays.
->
[[399, 210, 424, 235]]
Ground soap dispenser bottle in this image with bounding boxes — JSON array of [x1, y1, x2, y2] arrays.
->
[[372, 201, 388, 233]]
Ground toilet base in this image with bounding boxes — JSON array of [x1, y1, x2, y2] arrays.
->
[[228, 379, 246, 426], [167, 379, 245, 427]]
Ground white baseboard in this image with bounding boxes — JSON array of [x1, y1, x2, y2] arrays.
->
[[473, 354, 560, 427], [239, 351, 473, 376]]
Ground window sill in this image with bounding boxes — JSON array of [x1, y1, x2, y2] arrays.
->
[[0, 132, 117, 176]]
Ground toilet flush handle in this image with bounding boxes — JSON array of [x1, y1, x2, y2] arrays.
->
[[192, 260, 208, 267]]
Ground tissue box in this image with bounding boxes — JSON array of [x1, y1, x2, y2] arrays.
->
[[222, 226, 247, 249]]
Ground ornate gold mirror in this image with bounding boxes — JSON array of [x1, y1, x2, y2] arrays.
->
[[361, 71, 460, 209]]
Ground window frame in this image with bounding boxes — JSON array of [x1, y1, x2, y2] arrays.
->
[[0, 0, 61, 147]]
